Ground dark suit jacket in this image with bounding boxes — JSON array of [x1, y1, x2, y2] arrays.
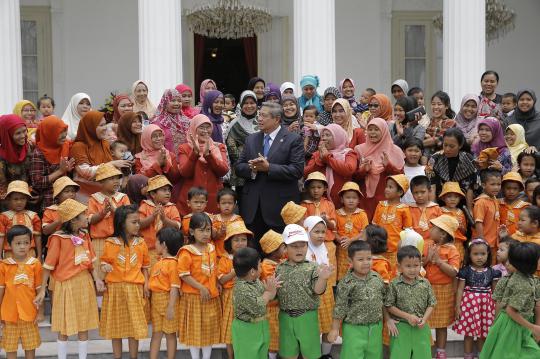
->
[[235, 127, 304, 226]]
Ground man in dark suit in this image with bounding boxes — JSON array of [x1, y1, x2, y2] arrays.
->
[[235, 102, 304, 250]]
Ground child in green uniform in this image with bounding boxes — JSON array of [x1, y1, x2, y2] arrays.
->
[[328, 240, 388, 359], [480, 242, 540, 359], [276, 224, 333, 359], [231, 247, 280, 359], [385, 245, 436, 359]]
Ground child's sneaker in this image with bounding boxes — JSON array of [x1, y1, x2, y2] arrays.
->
[[435, 350, 447, 359]]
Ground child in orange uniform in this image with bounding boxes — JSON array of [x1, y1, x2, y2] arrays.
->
[[259, 230, 286, 359], [100, 204, 150, 358], [363, 224, 393, 283], [301, 172, 337, 285], [139, 175, 181, 266], [181, 187, 209, 237], [439, 182, 468, 261], [36, 199, 103, 359], [0, 181, 41, 259], [88, 163, 130, 281], [42, 176, 79, 236], [149, 227, 183, 359], [335, 182, 368, 280], [372, 174, 413, 270], [281, 201, 307, 225], [512, 206, 540, 245], [212, 187, 244, 258], [409, 175, 442, 239], [499, 172, 529, 236], [218, 221, 252, 359], [423, 214, 460, 359], [473, 169, 502, 262], [177, 212, 221, 359], [0, 225, 42, 358]]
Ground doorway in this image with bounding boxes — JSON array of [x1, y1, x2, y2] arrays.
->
[[194, 34, 257, 102]]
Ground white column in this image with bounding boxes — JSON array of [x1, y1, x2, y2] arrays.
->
[[0, 0, 23, 114], [138, 0, 183, 105], [293, 0, 336, 92], [443, 0, 485, 109]]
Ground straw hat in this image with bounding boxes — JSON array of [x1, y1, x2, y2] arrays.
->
[[439, 182, 465, 199], [260, 230, 283, 254], [5, 181, 31, 198], [388, 174, 409, 194], [304, 171, 328, 187], [338, 181, 363, 197], [282, 224, 309, 245], [224, 221, 253, 242], [95, 163, 122, 181], [57, 198, 87, 223], [53, 176, 80, 198], [430, 214, 459, 239], [147, 175, 172, 193], [280, 201, 307, 225], [501, 171, 524, 190]]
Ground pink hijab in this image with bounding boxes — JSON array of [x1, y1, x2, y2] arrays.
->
[[188, 114, 222, 163], [321, 124, 351, 193], [199, 79, 217, 104], [135, 124, 172, 173], [175, 84, 199, 119], [354, 118, 405, 198]]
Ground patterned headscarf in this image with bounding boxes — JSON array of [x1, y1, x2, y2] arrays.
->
[[151, 89, 190, 154]]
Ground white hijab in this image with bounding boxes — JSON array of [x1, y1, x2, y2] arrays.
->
[[304, 216, 329, 265], [280, 82, 296, 96], [62, 92, 91, 140]]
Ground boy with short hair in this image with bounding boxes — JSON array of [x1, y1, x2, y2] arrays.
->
[[327, 240, 388, 359], [473, 169, 503, 261], [498, 172, 529, 236], [385, 245, 436, 359], [500, 92, 517, 121], [409, 175, 442, 239], [231, 247, 279, 359], [110, 140, 133, 191], [182, 186, 209, 236], [302, 105, 321, 160], [276, 224, 333, 359]]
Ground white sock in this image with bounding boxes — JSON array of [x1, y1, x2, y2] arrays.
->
[[202, 346, 212, 359], [189, 347, 201, 359], [58, 340, 68, 359], [321, 341, 333, 354], [97, 295, 103, 308], [269, 353, 278, 359], [78, 340, 88, 359]]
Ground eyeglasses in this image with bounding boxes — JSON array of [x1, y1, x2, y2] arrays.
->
[[368, 104, 380, 108]]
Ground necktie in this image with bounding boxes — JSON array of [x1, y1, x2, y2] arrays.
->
[[263, 134, 271, 157]]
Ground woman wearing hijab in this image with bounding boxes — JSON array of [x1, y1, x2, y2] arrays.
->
[[281, 94, 302, 134], [106, 94, 134, 142], [505, 89, 540, 149], [30, 116, 73, 210], [0, 115, 31, 200], [318, 87, 341, 126], [134, 124, 180, 180], [13, 100, 39, 137], [198, 79, 217, 108], [354, 118, 405, 219], [264, 83, 282, 103], [304, 124, 358, 206], [247, 77, 266, 108], [175, 84, 199, 119], [131, 80, 156, 118], [330, 99, 364, 148], [151, 88, 191, 157], [226, 91, 259, 193], [454, 94, 480, 145], [177, 114, 229, 216], [339, 78, 362, 113], [391, 79, 409, 101], [505, 124, 529, 167], [116, 112, 143, 154], [280, 82, 296, 96], [201, 90, 225, 143], [298, 75, 323, 112], [367, 94, 393, 123], [62, 93, 92, 140], [472, 117, 512, 174]]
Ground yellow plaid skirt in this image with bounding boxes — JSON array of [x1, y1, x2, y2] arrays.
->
[[178, 293, 221, 347], [267, 302, 280, 352], [151, 291, 178, 334], [1, 320, 40, 352], [220, 287, 234, 344], [336, 244, 351, 281], [92, 238, 106, 281], [99, 282, 148, 339], [428, 283, 455, 328], [325, 241, 337, 286], [318, 286, 335, 334]]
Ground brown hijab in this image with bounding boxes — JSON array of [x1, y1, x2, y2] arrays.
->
[[70, 111, 112, 165], [117, 112, 142, 154]]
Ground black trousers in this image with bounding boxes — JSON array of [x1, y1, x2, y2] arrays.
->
[[246, 204, 285, 256]]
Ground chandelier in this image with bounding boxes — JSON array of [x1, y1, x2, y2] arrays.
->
[[433, 0, 516, 43], [186, 0, 272, 39]]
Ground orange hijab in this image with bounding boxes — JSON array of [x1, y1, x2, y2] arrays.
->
[[371, 94, 393, 122], [70, 111, 112, 165], [35, 116, 70, 165], [188, 114, 222, 163]]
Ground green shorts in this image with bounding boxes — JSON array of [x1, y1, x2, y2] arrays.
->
[[340, 321, 383, 359], [232, 319, 269, 359], [390, 321, 431, 359], [279, 310, 321, 359]]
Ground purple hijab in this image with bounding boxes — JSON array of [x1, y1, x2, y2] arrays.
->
[[264, 82, 281, 102], [472, 117, 507, 156], [201, 90, 224, 143]]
